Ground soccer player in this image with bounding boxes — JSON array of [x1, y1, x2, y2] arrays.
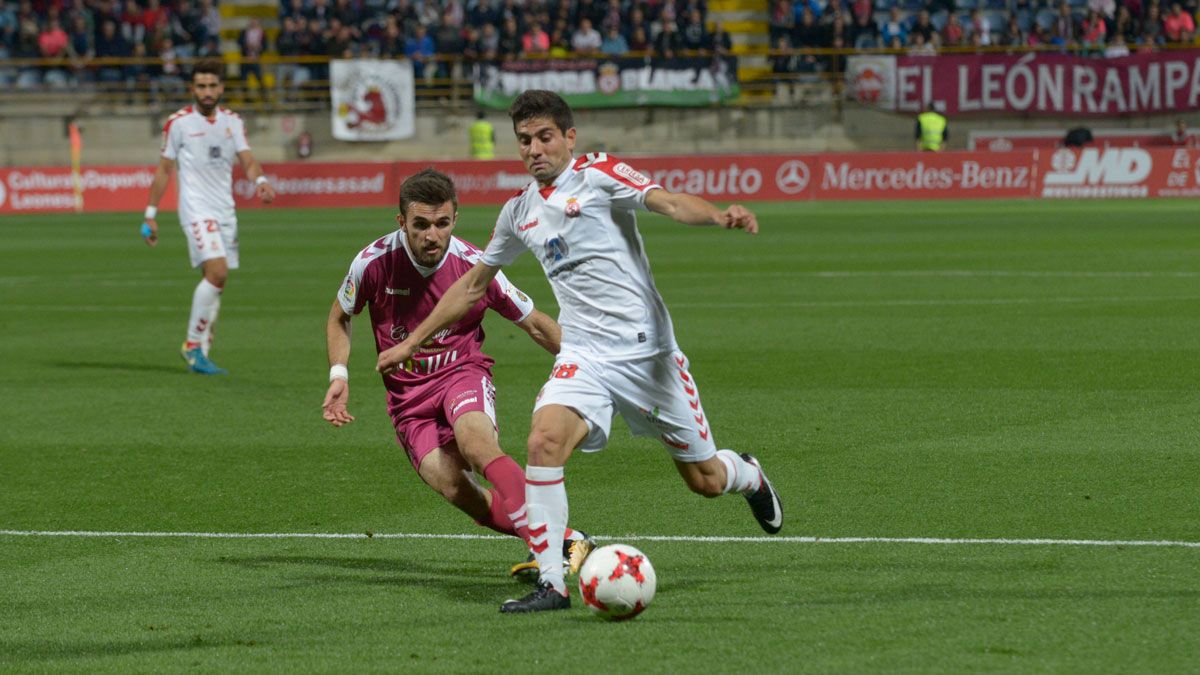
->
[[321, 168, 592, 574], [376, 90, 783, 613], [141, 59, 276, 375]]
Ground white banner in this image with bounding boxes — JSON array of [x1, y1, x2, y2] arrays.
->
[[330, 60, 415, 142], [845, 55, 897, 109]]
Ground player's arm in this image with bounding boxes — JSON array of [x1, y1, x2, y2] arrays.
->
[[377, 261, 502, 375], [236, 149, 276, 204], [141, 156, 175, 247], [516, 309, 561, 355], [643, 187, 758, 234], [322, 300, 355, 426]]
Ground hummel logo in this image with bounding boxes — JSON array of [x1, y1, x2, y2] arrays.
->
[[518, 219, 539, 231], [189, 132, 206, 137], [385, 287, 410, 295]]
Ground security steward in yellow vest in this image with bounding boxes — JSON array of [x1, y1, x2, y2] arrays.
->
[[469, 112, 495, 159], [915, 105, 948, 152]]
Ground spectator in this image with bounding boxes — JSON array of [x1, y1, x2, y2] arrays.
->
[[283, 0, 305, 19], [970, 9, 992, 45], [793, 7, 823, 48], [326, 18, 354, 57], [478, 21, 499, 57], [443, 0, 465, 28], [1162, 2, 1194, 41], [468, 0, 499, 29], [521, 20, 550, 54], [66, 13, 93, 63], [1113, 5, 1140, 44], [332, 0, 356, 28], [600, 23, 627, 53], [155, 36, 187, 99], [625, 6, 650, 43], [910, 10, 935, 43], [770, 34, 796, 89], [141, 0, 165, 36], [436, 8, 465, 55], [497, 15, 521, 57], [276, 15, 306, 93], [1104, 31, 1130, 54], [94, 19, 130, 84], [1001, 14, 1026, 46], [851, 0, 872, 23], [1120, 0, 1142, 22], [38, 16, 69, 58], [1081, 9, 1107, 47], [572, 16, 602, 51], [709, 21, 734, 53], [680, 9, 707, 49], [1055, 2, 1077, 44], [197, 34, 221, 58], [850, 10, 879, 47], [942, 12, 965, 46], [64, 0, 93, 38], [1142, 4, 1164, 43], [654, 15, 683, 56], [770, 0, 795, 43], [924, 0, 955, 15], [417, 1, 439, 28], [120, 0, 145, 46], [907, 31, 937, 54], [1088, 0, 1117, 18], [880, 7, 908, 46], [308, 0, 332, 29], [548, 26, 570, 55], [824, 34, 846, 73], [239, 16, 267, 88], [599, 0, 621, 33], [628, 24, 649, 51], [406, 23, 435, 77], [1170, 118, 1197, 146]]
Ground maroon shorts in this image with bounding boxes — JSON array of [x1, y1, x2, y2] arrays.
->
[[390, 365, 497, 470]]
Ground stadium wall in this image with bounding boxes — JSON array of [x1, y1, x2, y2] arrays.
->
[[0, 106, 1189, 167], [3, 147, 1198, 214]]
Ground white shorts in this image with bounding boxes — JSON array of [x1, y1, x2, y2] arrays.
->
[[533, 349, 717, 463], [180, 216, 239, 269]]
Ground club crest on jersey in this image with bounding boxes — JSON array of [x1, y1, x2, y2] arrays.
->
[[564, 197, 581, 217], [613, 162, 650, 187]]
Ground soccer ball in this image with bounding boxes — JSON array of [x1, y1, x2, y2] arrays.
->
[[577, 544, 656, 621]]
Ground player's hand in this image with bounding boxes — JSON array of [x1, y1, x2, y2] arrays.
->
[[377, 341, 415, 375], [256, 181, 276, 204], [720, 205, 758, 234], [322, 379, 355, 426], [141, 217, 159, 247]]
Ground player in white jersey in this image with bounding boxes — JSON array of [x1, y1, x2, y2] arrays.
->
[[141, 59, 276, 375], [376, 90, 783, 613]]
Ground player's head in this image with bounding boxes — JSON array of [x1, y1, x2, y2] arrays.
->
[[190, 59, 225, 116], [396, 168, 458, 267], [508, 89, 576, 186]]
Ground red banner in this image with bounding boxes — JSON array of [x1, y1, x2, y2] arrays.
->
[[892, 51, 1200, 116], [5, 150, 1200, 214]]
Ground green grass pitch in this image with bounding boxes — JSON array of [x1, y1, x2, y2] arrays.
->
[[2, 200, 1198, 672]]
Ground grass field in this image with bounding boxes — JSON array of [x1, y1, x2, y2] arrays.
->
[[2, 200, 1199, 672]]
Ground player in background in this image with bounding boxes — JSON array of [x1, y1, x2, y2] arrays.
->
[[141, 59, 276, 375], [322, 168, 593, 575], [377, 90, 783, 613]]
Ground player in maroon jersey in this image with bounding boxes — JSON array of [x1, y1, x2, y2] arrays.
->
[[322, 168, 592, 574]]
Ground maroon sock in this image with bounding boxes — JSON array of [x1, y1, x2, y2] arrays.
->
[[483, 456, 530, 542], [475, 488, 518, 537]]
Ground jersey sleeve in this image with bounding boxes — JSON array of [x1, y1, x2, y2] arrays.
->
[[479, 199, 528, 267], [160, 117, 183, 160], [232, 116, 251, 153], [486, 269, 535, 323], [336, 251, 373, 315], [578, 153, 661, 211]]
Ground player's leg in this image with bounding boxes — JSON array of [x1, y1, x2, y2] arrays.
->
[[414, 443, 492, 522], [621, 350, 783, 534], [501, 357, 612, 613], [451, 410, 530, 541], [180, 217, 229, 374]]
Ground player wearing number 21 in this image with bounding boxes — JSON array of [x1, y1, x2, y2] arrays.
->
[[376, 89, 784, 614], [141, 59, 276, 375]]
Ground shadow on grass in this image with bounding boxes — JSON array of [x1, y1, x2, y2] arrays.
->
[[217, 554, 519, 604], [0, 635, 235, 662], [47, 360, 185, 375]]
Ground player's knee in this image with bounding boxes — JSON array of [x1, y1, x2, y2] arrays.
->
[[526, 429, 569, 465], [205, 268, 228, 287]]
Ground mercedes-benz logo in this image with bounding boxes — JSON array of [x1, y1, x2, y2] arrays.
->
[[775, 160, 810, 195]]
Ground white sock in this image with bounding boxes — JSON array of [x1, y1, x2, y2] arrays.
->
[[525, 465, 568, 594], [716, 449, 762, 494], [186, 279, 222, 348]]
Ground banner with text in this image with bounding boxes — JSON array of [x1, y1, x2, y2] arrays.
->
[[330, 59, 415, 141], [8, 149, 1200, 214], [474, 56, 740, 109], [847, 50, 1200, 116]]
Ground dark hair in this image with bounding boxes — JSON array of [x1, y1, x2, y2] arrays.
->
[[191, 58, 224, 82], [399, 168, 458, 215], [508, 89, 574, 133]]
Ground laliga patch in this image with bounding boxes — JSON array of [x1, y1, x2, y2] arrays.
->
[[564, 197, 582, 217], [340, 275, 356, 304], [613, 162, 650, 187]]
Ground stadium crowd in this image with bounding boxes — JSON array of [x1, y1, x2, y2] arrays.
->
[[2, 0, 1198, 89]]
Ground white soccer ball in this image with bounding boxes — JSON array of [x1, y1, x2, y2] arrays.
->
[[577, 543, 656, 621]]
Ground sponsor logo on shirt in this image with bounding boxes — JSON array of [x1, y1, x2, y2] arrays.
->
[[519, 218, 539, 231], [208, 146, 221, 159], [544, 236, 570, 264], [613, 162, 650, 187]]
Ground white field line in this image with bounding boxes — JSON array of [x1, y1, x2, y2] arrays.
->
[[11, 294, 1200, 314], [1, 530, 1198, 548]]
